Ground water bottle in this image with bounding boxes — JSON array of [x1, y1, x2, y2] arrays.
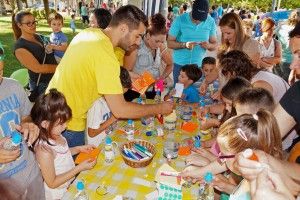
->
[[145, 116, 155, 136], [104, 137, 115, 163], [154, 90, 161, 103], [198, 172, 214, 200], [74, 181, 89, 200], [125, 120, 134, 140], [3, 132, 22, 150], [137, 97, 145, 105]]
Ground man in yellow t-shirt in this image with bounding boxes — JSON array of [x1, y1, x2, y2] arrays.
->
[[47, 5, 173, 147]]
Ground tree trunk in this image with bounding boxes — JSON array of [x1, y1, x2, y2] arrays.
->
[[10, 0, 15, 11], [42, 0, 49, 19], [16, 0, 23, 10], [0, 0, 7, 15], [66, 0, 69, 15]]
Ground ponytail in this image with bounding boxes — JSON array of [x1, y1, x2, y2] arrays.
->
[[12, 11, 33, 40], [256, 109, 283, 159]]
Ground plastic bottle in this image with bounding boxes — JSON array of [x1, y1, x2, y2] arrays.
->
[[198, 172, 214, 200], [3, 132, 22, 150], [125, 120, 134, 140], [242, 148, 259, 161], [154, 90, 161, 103], [145, 116, 155, 136], [74, 181, 89, 200], [104, 136, 115, 163]]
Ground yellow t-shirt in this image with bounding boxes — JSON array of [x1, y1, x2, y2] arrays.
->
[[47, 28, 122, 131], [114, 47, 125, 66]]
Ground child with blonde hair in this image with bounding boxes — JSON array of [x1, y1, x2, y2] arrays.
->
[[32, 89, 96, 200]]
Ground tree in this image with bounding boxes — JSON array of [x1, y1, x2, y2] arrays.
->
[[42, 0, 49, 19], [0, 0, 7, 15]]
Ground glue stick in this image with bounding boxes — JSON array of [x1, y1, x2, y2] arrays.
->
[[242, 149, 258, 161]]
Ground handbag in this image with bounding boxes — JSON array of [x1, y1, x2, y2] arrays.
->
[[28, 48, 47, 102]]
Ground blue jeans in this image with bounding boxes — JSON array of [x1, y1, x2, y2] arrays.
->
[[173, 63, 184, 86], [62, 129, 85, 148]]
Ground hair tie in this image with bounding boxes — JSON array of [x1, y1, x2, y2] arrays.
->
[[237, 128, 248, 141], [252, 114, 258, 120]]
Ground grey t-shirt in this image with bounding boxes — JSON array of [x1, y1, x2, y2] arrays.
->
[[0, 78, 45, 200]]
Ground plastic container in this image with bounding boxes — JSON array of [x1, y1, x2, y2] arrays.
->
[[164, 110, 177, 131], [3, 132, 22, 151], [104, 137, 117, 163], [125, 120, 134, 141], [163, 140, 179, 159], [74, 181, 89, 200], [198, 172, 214, 200]]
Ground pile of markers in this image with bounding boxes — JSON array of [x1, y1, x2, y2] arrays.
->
[[122, 143, 153, 161]]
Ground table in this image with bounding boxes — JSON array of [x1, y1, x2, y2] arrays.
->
[[63, 107, 201, 199]]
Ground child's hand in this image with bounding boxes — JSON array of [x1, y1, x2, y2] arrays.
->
[[212, 174, 236, 194], [180, 165, 205, 180], [211, 90, 221, 101], [45, 44, 53, 52], [185, 152, 210, 167], [197, 106, 209, 120], [170, 89, 176, 97], [77, 145, 96, 153], [199, 118, 220, 130], [78, 158, 97, 171], [199, 83, 208, 96]]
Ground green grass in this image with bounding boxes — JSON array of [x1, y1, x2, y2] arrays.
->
[[0, 15, 86, 77]]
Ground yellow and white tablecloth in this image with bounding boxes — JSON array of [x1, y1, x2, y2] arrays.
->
[[63, 113, 200, 199]]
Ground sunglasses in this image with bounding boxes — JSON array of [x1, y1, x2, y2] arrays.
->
[[21, 20, 38, 27]]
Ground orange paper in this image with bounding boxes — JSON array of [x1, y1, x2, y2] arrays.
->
[[75, 148, 100, 164], [181, 122, 198, 133], [178, 146, 191, 156], [132, 71, 155, 94]]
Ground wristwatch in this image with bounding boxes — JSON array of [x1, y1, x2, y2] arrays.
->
[[181, 42, 186, 48]]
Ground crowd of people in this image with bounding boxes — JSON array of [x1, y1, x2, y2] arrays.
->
[[0, 0, 300, 199]]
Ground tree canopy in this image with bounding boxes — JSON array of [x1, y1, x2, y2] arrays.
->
[[169, 0, 300, 12]]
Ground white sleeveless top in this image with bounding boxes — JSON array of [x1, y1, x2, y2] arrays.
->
[[133, 39, 163, 79], [40, 137, 75, 200], [251, 71, 289, 103], [258, 38, 276, 71], [259, 38, 275, 58]]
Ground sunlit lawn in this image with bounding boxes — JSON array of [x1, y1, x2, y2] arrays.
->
[[0, 15, 85, 77]]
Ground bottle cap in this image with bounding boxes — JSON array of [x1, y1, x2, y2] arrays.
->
[[156, 90, 160, 95], [137, 97, 143, 104], [194, 139, 201, 148], [76, 181, 84, 190], [11, 132, 22, 145], [105, 136, 112, 145], [199, 101, 205, 107], [204, 172, 213, 183], [242, 148, 253, 158], [128, 119, 133, 125]]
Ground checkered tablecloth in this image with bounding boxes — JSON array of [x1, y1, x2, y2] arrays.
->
[[63, 111, 200, 199]]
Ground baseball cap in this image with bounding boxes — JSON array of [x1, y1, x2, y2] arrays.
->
[[192, 0, 209, 21]]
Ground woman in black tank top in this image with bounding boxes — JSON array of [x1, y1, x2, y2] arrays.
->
[[12, 11, 57, 98]]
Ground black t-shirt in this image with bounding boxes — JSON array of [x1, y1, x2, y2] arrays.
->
[[14, 34, 57, 84], [280, 81, 300, 124]]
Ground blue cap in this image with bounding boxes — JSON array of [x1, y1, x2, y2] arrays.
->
[[194, 139, 201, 148], [128, 119, 133, 125], [105, 136, 112, 145], [204, 172, 213, 183], [137, 97, 143, 104], [11, 132, 22, 145], [76, 181, 84, 190], [200, 101, 205, 107]]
